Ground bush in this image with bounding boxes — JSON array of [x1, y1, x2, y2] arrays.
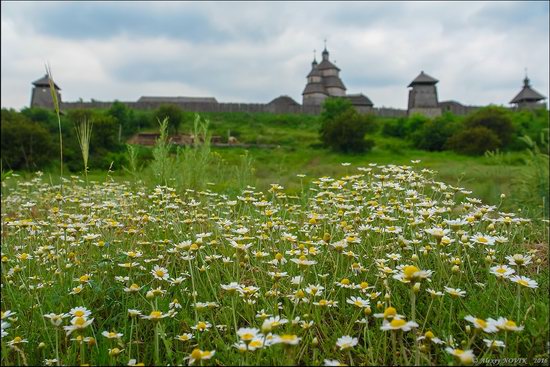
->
[[463, 106, 515, 148], [509, 108, 550, 150], [1, 109, 56, 170], [108, 101, 136, 140], [154, 104, 183, 135], [381, 117, 408, 138], [319, 98, 377, 153], [410, 112, 462, 151], [446, 126, 501, 155]]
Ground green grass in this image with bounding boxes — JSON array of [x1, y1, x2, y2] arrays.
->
[[1, 109, 549, 366], [1, 163, 548, 366]]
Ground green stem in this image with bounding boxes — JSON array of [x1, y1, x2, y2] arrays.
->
[[391, 332, 397, 366], [421, 298, 434, 334], [155, 322, 160, 366]]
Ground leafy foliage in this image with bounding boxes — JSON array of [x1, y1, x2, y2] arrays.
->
[[410, 112, 462, 151], [154, 104, 184, 135], [0, 109, 56, 170], [463, 106, 515, 148], [447, 126, 502, 155], [319, 98, 377, 153]]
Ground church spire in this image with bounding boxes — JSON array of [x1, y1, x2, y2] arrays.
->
[[322, 39, 329, 61], [312, 49, 317, 67], [523, 68, 530, 87]]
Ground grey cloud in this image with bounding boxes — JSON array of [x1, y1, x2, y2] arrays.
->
[[1, 1, 548, 109]]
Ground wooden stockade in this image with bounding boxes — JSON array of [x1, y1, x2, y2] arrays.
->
[[127, 133, 278, 149]]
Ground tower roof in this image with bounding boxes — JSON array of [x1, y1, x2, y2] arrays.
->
[[408, 71, 438, 87], [316, 59, 340, 71], [322, 75, 346, 90], [510, 76, 546, 104], [307, 68, 322, 78], [345, 93, 373, 107], [268, 95, 300, 106], [32, 74, 61, 90], [302, 82, 328, 96]]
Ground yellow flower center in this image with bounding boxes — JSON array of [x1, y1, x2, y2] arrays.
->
[[275, 253, 283, 260], [360, 282, 369, 289], [517, 279, 529, 287], [390, 318, 407, 328], [295, 290, 305, 298], [197, 321, 207, 330], [341, 278, 350, 285], [403, 265, 419, 280], [150, 311, 162, 319], [191, 348, 203, 360], [74, 317, 86, 326], [477, 237, 488, 243], [249, 340, 262, 348], [241, 333, 254, 341], [74, 310, 85, 317], [155, 270, 165, 278], [383, 307, 397, 318], [454, 349, 464, 355], [280, 334, 296, 342], [475, 319, 488, 328], [425, 331, 434, 339], [13, 336, 22, 343], [79, 275, 89, 282], [318, 300, 328, 306], [505, 320, 517, 328]]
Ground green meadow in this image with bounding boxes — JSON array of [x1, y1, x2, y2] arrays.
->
[[1, 106, 549, 366]]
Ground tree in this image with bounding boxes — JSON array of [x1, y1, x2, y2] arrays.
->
[[1, 109, 56, 170], [410, 112, 462, 151], [154, 104, 183, 135], [319, 97, 377, 153], [108, 101, 132, 141], [464, 106, 515, 148], [446, 126, 501, 155]]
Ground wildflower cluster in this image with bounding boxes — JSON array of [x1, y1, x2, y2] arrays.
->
[[0, 164, 547, 366]]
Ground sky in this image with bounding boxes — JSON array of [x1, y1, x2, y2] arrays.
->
[[1, 1, 549, 110]]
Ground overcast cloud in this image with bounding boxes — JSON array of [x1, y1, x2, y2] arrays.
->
[[1, 1, 548, 110]]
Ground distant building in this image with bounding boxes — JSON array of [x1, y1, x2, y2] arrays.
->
[[438, 100, 480, 116], [29, 54, 547, 118], [302, 46, 374, 113], [266, 95, 301, 113], [137, 96, 218, 104], [407, 71, 442, 118], [344, 93, 374, 114], [302, 47, 347, 105], [30, 74, 61, 109], [510, 75, 547, 110]]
